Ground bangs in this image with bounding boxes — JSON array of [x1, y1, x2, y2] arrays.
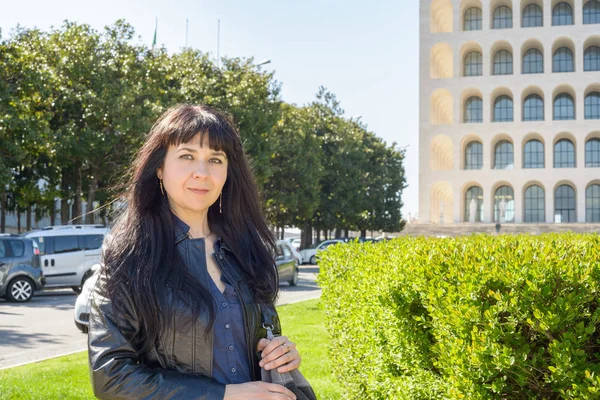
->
[[159, 105, 236, 157]]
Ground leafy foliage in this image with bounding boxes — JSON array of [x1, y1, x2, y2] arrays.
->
[[319, 234, 600, 399]]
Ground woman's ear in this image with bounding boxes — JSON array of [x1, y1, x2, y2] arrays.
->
[[157, 168, 162, 180]]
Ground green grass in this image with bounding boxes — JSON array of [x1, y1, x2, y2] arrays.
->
[[0, 298, 341, 400]]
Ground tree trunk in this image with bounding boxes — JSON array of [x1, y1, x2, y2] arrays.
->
[[26, 206, 32, 231], [61, 169, 69, 224], [73, 165, 83, 224], [280, 227, 285, 240], [361, 229, 367, 238], [85, 171, 99, 224], [17, 210, 21, 233], [1, 190, 6, 233], [316, 229, 321, 243], [345, 229, 349, 238], [49, 199, 56, 226]]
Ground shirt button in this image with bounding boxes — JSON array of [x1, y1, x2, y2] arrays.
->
[[221, 301, 228, 308], [231, 367, 236, 373], [225, 323, 230, 329], [228, 345, 234, 351]]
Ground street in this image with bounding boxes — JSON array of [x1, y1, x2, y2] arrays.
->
[[0, 264, 321, 370]]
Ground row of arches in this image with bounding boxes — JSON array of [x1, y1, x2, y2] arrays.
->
[[431, 0, 600, 33], [430, 37, 600, 78], [459, 181, 600, 223], [430, 85, 600, 124], [430, 133, 600, 171]]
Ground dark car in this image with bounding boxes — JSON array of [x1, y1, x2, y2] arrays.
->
[[0, 234, 45, 302], [275, 241, 299, 286]]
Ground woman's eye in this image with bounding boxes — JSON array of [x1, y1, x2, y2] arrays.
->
[[210, 158, 223, 164], [180, 154, 193, 160]]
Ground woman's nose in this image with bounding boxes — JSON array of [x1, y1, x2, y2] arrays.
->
[[192, 161, 210, 178]]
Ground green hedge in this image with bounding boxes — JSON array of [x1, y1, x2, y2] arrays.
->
[[318, 234, 600, 399]]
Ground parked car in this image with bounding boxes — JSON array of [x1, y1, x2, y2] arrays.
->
[[74, 262, 101, 332], [275, 241, 299, 286], [0, 234, 45, 302], [24, 224, 109, 294], [300, 239, 344, 265], [278, 239, 302, 264], [286, 238, 301, 251]]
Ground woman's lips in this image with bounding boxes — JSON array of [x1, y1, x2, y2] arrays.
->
[[189, 188, 210, 195]]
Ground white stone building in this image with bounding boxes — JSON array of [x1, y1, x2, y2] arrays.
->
[[419, 0, 600, 226]]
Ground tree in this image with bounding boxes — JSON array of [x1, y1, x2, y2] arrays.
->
[[263, 103, 322, 238]]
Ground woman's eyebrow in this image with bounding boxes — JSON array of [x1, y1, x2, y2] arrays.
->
[[176, 147, 226, 157], [176, 147, 197, 153]]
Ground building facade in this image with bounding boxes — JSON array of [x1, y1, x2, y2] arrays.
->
[[419, 0, 600, 224]]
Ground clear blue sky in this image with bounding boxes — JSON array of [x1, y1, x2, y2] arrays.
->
[[1, 0, 420, 219]]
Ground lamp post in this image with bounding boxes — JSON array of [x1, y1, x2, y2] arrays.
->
[[256, 59, 271, 67]]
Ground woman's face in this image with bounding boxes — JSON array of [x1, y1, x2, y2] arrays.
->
[[157, 134, 228, 218]]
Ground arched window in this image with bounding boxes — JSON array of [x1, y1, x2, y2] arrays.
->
[[523, 48, 544, 74], [464, 96, 483, 123], [524, 185, 545, 222], [494, 186, 515, 222], [523, 94, 544, 121], [583, 0, 600, 24], [465, 141, 483, 169], [464, 52, 483, 76], [555, 185, 576, 222], [552, 2, 574, 25], [465, 186, 484, 222], [585, 92, 600, 119], [587, 184, 600, 222], [493, 6, 513, 29], [494, 95, 514, 122], [494, 140, 514, 169], [524, 139, 545, 168], [586, 138, 600, 167], [585, 46, 600, 71], [554, 139, 576, 168], [493, 50, 513, 75], [464, 7, 483, 30], [522, 4, 543, 27], [554, 93, 575, 120], [553, 47, 574, 72]]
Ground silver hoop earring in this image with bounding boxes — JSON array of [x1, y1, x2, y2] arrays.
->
[[159, 179, 165, 197], [219, 192, 222, 214]]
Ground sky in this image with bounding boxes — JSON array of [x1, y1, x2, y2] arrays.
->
[[0, 0, 420, 219]]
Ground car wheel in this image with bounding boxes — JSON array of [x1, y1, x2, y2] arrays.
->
[[75, 321, 88, 333], [289, 266, 299, 286], [310, 255, 317, 265], [71, 270, 92, 294], [6, 277, 35, 302]]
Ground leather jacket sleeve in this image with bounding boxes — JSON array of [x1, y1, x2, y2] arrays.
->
[[88, 270, 226, 400]]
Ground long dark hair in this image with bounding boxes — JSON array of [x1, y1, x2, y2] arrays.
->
[[102, 104, 278, 352]]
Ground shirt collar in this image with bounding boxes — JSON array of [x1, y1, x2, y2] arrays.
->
[[172, 213, 230, 253]]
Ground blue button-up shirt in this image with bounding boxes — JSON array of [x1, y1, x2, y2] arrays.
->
[[173, 214, 252, 384]]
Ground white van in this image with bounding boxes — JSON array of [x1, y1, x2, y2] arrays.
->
[[24, 225, 109, 293]]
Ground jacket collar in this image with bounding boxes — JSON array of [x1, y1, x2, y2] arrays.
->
[[172, 213, 232, 253]]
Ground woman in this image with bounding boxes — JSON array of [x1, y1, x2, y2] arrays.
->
[[89, 104, 302, 399]]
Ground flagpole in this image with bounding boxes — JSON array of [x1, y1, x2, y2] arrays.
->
[[152, 17, 158, 50], [217, 19, 220, 68], [185, 19, 189, 48]]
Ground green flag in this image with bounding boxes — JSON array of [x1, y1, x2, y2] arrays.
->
[[152, 18, 157, 49]]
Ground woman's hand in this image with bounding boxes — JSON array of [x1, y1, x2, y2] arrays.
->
[[257, 335, 301, 373], [224, 382, 296, 399]]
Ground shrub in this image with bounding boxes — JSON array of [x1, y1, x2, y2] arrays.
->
[[318, 234, 600, 399]]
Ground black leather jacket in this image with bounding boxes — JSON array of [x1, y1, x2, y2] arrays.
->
[[88, 225, 281, 400]]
